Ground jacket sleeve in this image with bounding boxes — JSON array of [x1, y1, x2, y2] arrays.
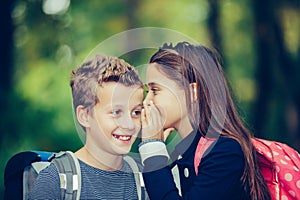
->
[[142, 139, 246, 200]]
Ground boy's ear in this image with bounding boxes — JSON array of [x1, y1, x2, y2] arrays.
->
[[76, 105, 90, 128], [189, 82, 198, 102]]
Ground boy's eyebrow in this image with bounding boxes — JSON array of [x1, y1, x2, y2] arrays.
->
[[131, 103, 143, 110], [134, 103, 143, 108], [111, 103, 143, 108]]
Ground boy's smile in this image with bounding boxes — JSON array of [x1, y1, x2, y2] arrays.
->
[[71, 54, 144, 171], [112, 134, 132, 142], [85, 82, 143, 156]]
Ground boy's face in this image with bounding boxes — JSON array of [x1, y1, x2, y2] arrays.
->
[[86, 82, 143, 155]]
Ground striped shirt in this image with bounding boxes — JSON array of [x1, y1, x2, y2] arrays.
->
[[29, 159, 139, 199]]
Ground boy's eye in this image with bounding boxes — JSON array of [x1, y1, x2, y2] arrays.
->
[[132, 109, 142, 117], [111, 109, 122, 117]]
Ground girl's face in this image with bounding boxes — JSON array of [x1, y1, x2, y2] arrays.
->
[[144, 63, 190, 133]]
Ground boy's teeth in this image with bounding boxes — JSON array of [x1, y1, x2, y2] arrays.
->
[[120, 136, 130, 140], [113, 134, 131, 141]]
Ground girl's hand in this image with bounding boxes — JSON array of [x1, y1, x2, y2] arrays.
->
[[141, 100, 174, 141]]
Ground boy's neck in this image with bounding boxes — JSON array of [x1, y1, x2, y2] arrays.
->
[[75, 146, 123, 171]]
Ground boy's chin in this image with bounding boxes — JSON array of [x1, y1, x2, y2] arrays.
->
[[112, 143, 133, 154], [110, 136, 136, 154], [115, 148, 131, 156]]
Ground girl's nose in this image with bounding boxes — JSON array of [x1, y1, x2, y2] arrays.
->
[[144, 92, 152, 103]]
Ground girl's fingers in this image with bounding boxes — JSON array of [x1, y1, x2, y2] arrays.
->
[[141, 100, 164, 140], [148, 101, 164, 138], [143, 100, 152, 124], [141, 108, 146, 125], [148, 100, 161, 124]]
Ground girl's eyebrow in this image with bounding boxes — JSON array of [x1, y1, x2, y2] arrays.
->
[[147, 82, 155, 87], [147, 82, 159, 87]]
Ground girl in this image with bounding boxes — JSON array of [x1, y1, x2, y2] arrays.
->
[[139, 42, 271, 200]]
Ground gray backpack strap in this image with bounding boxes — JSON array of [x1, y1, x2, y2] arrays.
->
[[124, 156, 145, 200], [23, 162, 51, 200], [51, 151, 81, 200]]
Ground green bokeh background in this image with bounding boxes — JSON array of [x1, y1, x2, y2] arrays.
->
[[1, 0, 299, 197]]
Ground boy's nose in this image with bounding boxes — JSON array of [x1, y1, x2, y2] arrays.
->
[[117, 115, 136, 131]]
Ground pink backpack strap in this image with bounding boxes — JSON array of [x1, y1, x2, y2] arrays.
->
[[194, 137, 216, 175]]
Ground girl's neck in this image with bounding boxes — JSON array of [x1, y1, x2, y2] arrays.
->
[[75, 146, 123, 171], [177, 116, 194, 139]]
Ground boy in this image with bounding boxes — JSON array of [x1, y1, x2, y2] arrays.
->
[[29, 54, 145, 199]]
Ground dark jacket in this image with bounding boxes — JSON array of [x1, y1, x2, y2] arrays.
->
[[142, 131, 251, 200]]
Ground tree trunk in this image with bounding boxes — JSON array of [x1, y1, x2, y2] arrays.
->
[[0, 0, 14, 94], [252, 0, 300, 150], [272, 4, 300, 150], [207, 0, 223, 61], [252, 0, 274, 138], [0, 0, 14, 197]]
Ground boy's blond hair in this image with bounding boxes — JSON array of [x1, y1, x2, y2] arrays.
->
[[70, 54, 143, 113]]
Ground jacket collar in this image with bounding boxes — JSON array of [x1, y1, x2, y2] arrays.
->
[[170, 130, 200, 161]]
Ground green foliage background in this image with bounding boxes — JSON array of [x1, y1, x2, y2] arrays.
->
[[1, 0, 299, 197]]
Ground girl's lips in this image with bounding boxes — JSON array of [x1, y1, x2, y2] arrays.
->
[[112, 134, 132, 141]]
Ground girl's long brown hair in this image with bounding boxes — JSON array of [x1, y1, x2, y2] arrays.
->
[[150, 42, 271, 200]]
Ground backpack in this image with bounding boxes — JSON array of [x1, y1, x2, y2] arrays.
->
[[251, 138, 300, 200], [194, 137, 300, 200], [4, 151, 145, 200]]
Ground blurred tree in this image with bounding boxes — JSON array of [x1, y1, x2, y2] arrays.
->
[[252, 0, 275, 139], [0, 0, 14, 91], [207, 0, 223, 61], [1, 1, 15, 198], [0, 0, 14, 141], [123, 0, 142, 62], [252, 0, 300, 148], [273, 0, 300, 148], [2, 0, 299, 197]]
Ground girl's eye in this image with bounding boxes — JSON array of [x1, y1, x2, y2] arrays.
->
[[132, 109, 142, 117], [151, 88, 158, 95], [111, 109, 122, 117]]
